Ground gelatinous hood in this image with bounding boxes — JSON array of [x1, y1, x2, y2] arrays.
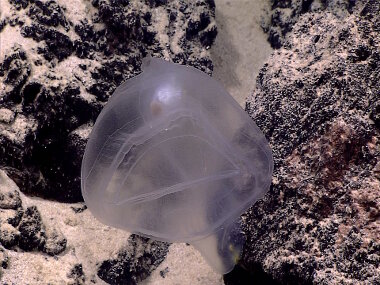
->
[[81, 57, 273, 273]]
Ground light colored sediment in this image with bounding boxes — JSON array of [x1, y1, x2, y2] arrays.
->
[[211, 0, 272, 107]]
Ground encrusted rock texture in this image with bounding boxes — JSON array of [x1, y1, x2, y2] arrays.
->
[[238, 0, 379, 284], [0, 0, 217, 203], [97, 234, 169, 285], [262, 0, 362, 49], [0, 0, 217, 284], [0, 170, 67, 254]]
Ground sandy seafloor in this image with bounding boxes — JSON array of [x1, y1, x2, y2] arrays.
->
[[0, 0, 272, 284], [211, 0, 272, 108]]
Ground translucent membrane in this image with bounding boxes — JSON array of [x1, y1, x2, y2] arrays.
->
[[81, 57, 273, 273]]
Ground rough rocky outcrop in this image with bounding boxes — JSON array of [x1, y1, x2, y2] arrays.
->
[[67, 264, 86, 285], [0, 245, 9, 279], [97, 234, 170, 285], [0, 0, 217, 202], [0, 0, 217, 283], [262, 0, 366, 48], [235, 0, 379, 284], [0, 170, 67, 255]]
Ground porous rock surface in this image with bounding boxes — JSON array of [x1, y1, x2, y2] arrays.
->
[[236, 0, 379, 284], [0, 0, 217, 203], [0, 245, 9, 280], [262, 0, 364, 49], [0, 0, 218, 284], [0, 170, 67, 256], [97, 234, 169, 285]]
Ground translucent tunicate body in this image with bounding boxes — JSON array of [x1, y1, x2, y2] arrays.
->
[[81, 57, 273, 273]]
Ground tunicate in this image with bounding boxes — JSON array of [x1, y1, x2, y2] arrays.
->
[[81, 57, 273, 273]]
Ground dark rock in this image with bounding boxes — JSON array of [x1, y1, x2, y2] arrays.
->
[[186, 12, 211, 38], [0, 222, 20, 248], [42, 227, 67, 255], [0, 245, 9, 280], [73, 20, 100, 59], [17, 206, 45, 251], [242, 1, 380, 284], [21, 24, 74, 61], [200, 23, 217, 47], [0, 245, 8, 269], [97, 234, 170, 285], [22, 81, 42, 107], [0, 245, 8, 280], [0, 19, 7, 32], [185, 9, 217, 48], [0, 45, 31, 104], [26, 0, 69, 29], [0, 183, 22, 210], [9, 0, 29, 10], [71, 204, 87, 214], [13, 83, 98, 202], [159, 267, 169, 278], [0, 170, 66, 259], [0, 49, 36, 181], [0, 0, 217, 203], [93, 0, 147, 43], [262, 0, 367, 49], [67, 263, 86, 285], [6, 208, 24, 228], [146, 0, 168, 7], [78, 64, 87, 70], [0, 171, 22, 249]]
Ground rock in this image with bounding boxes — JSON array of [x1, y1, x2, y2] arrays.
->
[[0, 45, 31, 103], [159, 267, 169, 278], [16, 205, 67, 255], [70, 204, 87, 214], [0, 208, 21, 226], [0, 245, 9, 279], [0, 222, 20, 248], [67, 264, 86, 285], [261, 0, 365, 49], [238, 1, 379, 284], [42, 227, 67, 256], [0, 245, 8, 269], [0, 0, 217, 202], [17, 206, 46, 251], [0, 108, 15, 124], [0, 170, 22, 209], [0, 170, 23, 249], [97, 234, 170, 285], [0, 170, 66, 256]]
